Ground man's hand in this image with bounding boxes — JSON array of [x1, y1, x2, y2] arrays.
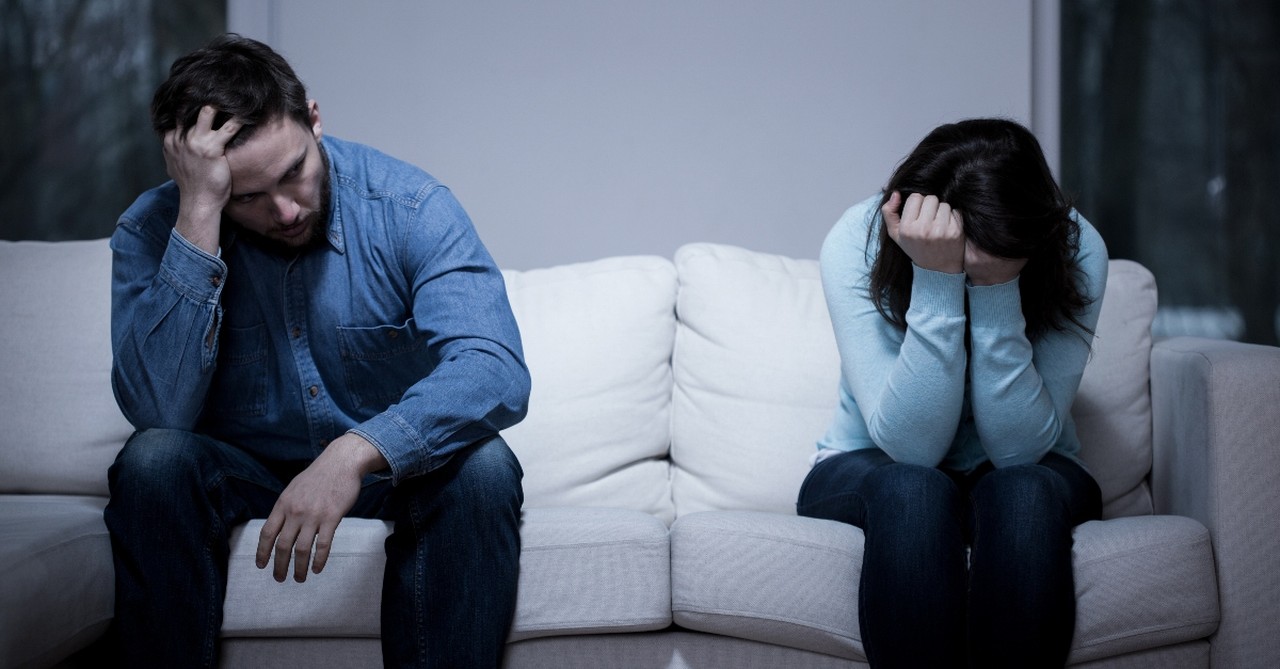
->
[[163, 105, 242, 254], [883, 191, 965, 274], [256, 433, 388, 583], [964, 240, 1028, 286]]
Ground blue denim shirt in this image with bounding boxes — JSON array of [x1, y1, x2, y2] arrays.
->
[[110, 136, 529, 483]]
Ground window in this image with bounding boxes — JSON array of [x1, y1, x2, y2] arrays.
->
[[1061, 0, 1279, 345]]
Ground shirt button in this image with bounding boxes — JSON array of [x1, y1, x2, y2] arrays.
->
[[210, 276, 222, 287], [309, 385, 319, 398], [388, 330, 399, 339], [291, 327, 302, 338]]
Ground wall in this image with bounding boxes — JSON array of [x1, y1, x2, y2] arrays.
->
[[230, 1, 1050, 269]]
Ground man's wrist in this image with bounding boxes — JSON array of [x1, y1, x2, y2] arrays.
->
[[331, 432, 389, 476]]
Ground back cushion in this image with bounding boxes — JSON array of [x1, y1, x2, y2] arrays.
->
[[1074, 259, 1158, 518], [502, 256, 678, 523], [0, 239, 134, 495], [669, 244, 1157, 519], [670, 244, 840, 517]]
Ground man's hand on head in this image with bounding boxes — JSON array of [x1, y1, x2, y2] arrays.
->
[[164, 105, 242, 254], [255, 433, 389, 583]]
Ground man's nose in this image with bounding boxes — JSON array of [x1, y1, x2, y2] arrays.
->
[[271, 193, 299, 223]]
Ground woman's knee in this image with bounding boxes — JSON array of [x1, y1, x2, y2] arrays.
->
[[864, 462, 959, 508], [972, 464, 1065, 523]]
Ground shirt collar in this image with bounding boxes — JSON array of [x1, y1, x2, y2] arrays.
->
[[320, 140, 346, 255]]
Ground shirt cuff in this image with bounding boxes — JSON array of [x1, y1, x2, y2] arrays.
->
[[159, 228, 228, 303]]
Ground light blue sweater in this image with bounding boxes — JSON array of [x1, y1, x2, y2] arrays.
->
[[816, 195, 1109, 472]]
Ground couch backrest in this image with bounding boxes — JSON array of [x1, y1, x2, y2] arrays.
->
[[0, 239, 134, 496], [502, 256, 679, 523], [0, 239, 1157, 520]]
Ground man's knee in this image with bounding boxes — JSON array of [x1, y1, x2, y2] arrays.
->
[[109, 428, 208, 493], [458, 436, 523, 491]]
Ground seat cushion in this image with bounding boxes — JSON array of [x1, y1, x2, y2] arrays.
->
[[222, 506, 671, 640], [670, 511, 1217, 663], [502, 256, 678, 522], [0, 495, 114, 668]]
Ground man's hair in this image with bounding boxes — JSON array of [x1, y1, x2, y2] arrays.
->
[[867, 118, 1093, 341], [150, 34, 310, 147]]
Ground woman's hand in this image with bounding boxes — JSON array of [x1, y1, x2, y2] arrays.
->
[[883, 191, 965, 274], [964, 240, 1028, 286]]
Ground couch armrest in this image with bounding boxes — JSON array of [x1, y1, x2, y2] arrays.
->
[[1151, 336, 1280, 668]]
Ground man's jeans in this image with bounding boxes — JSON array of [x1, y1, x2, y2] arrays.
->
[[104, 428, 523, 668], [797, 449, 1101, 669]]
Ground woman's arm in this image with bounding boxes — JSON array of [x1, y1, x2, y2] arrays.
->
[[821, 196, 969, 466], [966, 216, 1109, 466]]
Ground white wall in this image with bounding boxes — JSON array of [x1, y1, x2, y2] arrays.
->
[[230, 1, 1050, 269]]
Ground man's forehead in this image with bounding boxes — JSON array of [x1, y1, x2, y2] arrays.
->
[[226, 119, 311, 187]]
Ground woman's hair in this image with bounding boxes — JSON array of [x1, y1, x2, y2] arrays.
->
[[867, 118, 1092, 341], [150, 34, 310, 147]]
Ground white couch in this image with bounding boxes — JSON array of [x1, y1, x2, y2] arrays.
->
[[3, 238, 1279, 668]]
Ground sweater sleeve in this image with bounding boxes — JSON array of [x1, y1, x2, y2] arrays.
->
[[820, 198, 969, 467], [965, 213, 1109, 467]]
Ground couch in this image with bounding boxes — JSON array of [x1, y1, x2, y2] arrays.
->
[[2, 238, 1278, 668]]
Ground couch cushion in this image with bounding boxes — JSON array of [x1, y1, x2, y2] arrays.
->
[[502, 256, 677, 522], [670, 243, 840, 517], [0, 495, 114, 668], [669, 511, 1217, 663], [1074, 259, 1158, 517], [0, 240, 133, 495], [222, 507, 671, 640]]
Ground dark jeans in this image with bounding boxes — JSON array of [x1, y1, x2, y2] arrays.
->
[[797, 448, 1101, 669], [104, 428, 523, 668]]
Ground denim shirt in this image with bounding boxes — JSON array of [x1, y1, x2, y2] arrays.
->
[[109, 136, 530, 483]]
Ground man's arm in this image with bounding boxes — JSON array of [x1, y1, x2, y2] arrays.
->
[[346, 185, 531, 482], [110, 107, 241, 429]]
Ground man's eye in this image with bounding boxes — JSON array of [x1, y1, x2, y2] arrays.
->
[[232, 194, 257, 204]]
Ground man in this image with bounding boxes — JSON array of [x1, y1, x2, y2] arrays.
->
[[105, 34, 529, 667]]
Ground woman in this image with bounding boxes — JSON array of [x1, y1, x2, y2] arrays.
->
[[798, 118, 1108, 668]]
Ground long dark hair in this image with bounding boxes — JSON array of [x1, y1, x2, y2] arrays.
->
[[150, 34, 310, 147], [867, 118, 1092, 341]]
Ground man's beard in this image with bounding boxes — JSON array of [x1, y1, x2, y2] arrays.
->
[[232, 144, 332, 257]]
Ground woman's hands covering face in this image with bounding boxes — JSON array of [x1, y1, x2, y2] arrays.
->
[[883, 191, 1027, 285]]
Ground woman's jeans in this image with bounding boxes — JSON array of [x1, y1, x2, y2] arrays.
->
[[797, 448, 1101, 669], [104, 428, 524, 668]]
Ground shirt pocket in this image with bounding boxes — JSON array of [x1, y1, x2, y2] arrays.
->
[[208, 322, 268, 417], [336, 319, 427, 409]]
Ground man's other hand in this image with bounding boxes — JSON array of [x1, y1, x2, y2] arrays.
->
[[256, 433, 388, 583]]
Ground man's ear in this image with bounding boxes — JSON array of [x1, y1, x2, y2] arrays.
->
[[308, 100, 323, 140]]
